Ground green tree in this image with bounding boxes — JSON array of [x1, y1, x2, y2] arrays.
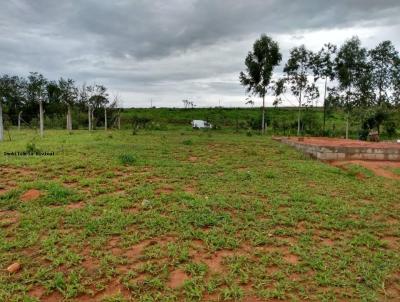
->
[[394, 57, 400, 106], [59, 78, 78, 132], [27, 72, 47, 137], [0, 76, 14, 141], [369, 41, 399, 106], [335, 37, 368, 139], [88, 84, 109, 130], [283, 45, 319, 136], [240, 34, 282, 134], [311, 43, 337, 132]]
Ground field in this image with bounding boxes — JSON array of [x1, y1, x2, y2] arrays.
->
[[0, 129, 399, 301]]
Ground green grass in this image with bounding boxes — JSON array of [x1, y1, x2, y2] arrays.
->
[[0, 129, 399, 301]]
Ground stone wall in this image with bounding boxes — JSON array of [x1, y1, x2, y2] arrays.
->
[[277, 138, 400, 161]]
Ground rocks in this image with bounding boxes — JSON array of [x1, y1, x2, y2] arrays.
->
[[7, 262, 21, 273]]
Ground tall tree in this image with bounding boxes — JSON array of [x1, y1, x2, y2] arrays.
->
[[84, 85, 95, 131], [59, 78, 78, 132], [0, 75, 16, 141], [0, 96, 3, 141], [27, 72, 47, 137], [88, 84, 109, 130], [369, 41, 399, 106], [393, 57, 400, 106], [283, 45, 319, 136], [240, 34, 282, 134], [311, 43, 337, 132], [335, 37, 368, 139]]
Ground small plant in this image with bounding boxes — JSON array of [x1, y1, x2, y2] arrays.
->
[[26, 141, 40, 153], [118, 153, 136, 165], [182, 139, 193, 145]]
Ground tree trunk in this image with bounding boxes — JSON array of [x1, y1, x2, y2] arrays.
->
[[104, 107, 107, 131], [297, 90, 302, 136], [18, 111, 22, 131], [345, 113, 349, 139], [0, 101, 4, 142], [67, 104, 72, 132], [88, 106, 91, 131], [39, 99, 44, 138], [261, 94, 265, 135], [118, 110, 121, 130], [91, 109, 94, 130], [323, 77, 328, 133]]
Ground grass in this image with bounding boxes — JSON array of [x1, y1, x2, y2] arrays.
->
[[0, 129, 399, 301]]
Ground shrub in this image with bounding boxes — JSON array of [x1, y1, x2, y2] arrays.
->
[[26, 142, 40, 153], [118, 154, 136, 165], [182, 139, 193, 146]]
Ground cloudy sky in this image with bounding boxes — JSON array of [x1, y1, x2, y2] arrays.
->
[[1, 0, 400, 108]]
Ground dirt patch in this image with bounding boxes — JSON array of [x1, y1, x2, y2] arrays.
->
[[21, 189, 41, 202], [168, 269, 189, 288], [0, 210, 19, 227], [1, 166, 35, 177], [267, 266, 279, 275], [124, 240, 150, 260], [285, 137, 400, 149], [320, 238, 335, 246], [155, 187, 174, 195], [80, 246, 100, 274], [29, 286, 46, 299], [124, 206, 140, 214], [147, 176, 164, 183], [78, 279, 130, 301], [38, 290, 63, 302], [283, 254, 299, 265], [188, 156, 198, 162], [194, 250, 234, 273], [331, 160, 400, 180], [184, 186, 196, 194], [108, 236, 123, 256], [66, 202, 85, 210], [383, 272, 400, 300], [382, 236, 399, 249]]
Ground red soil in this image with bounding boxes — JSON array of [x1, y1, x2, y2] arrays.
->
[[331, 160, 400, 179], [21, 189, 41, 201], [168, 269, 189, 288], [285, 137, 400, 149]]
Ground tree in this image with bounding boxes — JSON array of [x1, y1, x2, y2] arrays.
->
[[27, 72, 47, 137], [335, 37, 368, 139], [283, 45, 319, 136], [81, 84, 94, 131], [0, 75, 17, 141], [369, 41, 399, 106], [240, 34, 282, 134], [311, 43, 337, 132], [245, 96, 254, 107], [88, 84, 109, 130], [0, 96, 4, 141], [394, 57, 400, 106], [59, 78, 78, 133]]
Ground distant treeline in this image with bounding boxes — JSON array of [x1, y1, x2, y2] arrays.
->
[[120, 107, 400, 139], [0, 72, 120, 138], [239, 35, 400, 139]]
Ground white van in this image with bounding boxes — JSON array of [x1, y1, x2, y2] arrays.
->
[[192, 120, 212, 129]]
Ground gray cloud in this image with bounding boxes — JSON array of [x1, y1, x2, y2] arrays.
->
[[1, 0, 400, 107]]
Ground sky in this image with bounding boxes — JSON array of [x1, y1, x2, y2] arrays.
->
[[1, 0, 400, 108]]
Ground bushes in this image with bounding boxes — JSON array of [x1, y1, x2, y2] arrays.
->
[[118, 153, 136, 165]]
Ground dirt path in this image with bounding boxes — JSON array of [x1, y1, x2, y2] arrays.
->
[[331, 160, 400, 180]]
